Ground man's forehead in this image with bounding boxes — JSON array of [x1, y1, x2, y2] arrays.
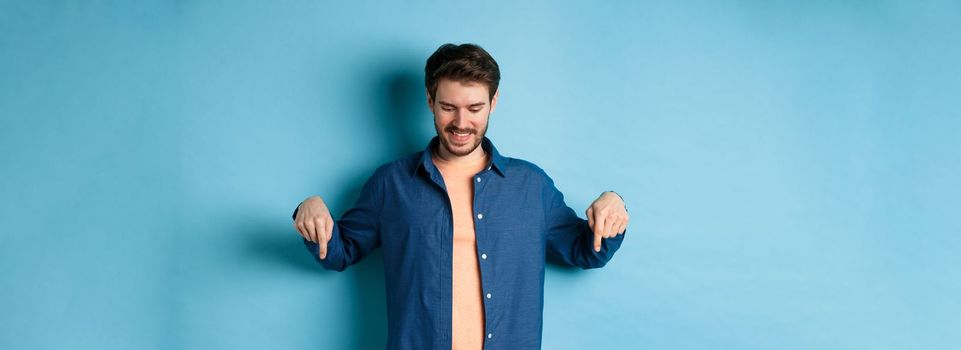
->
[[435, 79, 489, 104]]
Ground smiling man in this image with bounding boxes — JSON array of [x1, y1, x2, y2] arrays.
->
[[292, 43, 629, 350]]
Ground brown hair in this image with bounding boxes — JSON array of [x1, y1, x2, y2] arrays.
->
[[425, 43, 500, 102]]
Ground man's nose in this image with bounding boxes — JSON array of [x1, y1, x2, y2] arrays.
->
[[452, 111, 470, 129]]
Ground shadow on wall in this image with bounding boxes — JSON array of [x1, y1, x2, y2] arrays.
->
[[246, 57, 428, 348]]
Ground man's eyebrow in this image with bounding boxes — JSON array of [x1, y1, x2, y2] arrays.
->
[[438, 101, 488, 108]]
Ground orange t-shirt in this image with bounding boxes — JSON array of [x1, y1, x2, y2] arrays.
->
[[434, 152, 488, 350]]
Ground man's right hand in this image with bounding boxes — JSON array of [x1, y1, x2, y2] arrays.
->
[[293, 195, 334, 259]]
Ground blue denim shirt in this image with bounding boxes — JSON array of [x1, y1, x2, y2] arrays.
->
[[294, 137, 626, 349]]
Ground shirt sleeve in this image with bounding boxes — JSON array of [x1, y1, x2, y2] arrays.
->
[[544, 175, 626, 269], [293, 172, 384, 272]]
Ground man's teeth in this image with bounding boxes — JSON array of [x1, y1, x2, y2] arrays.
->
[[452, 131, 470, 136]]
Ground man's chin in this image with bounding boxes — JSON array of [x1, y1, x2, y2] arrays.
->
[[441, 136, 480, 157]]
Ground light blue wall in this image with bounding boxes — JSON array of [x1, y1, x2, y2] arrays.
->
[[2, 1, 959, 349]]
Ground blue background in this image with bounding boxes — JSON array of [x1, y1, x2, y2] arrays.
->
[[2, 1, 959, 349]]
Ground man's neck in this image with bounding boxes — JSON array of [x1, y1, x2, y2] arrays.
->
[[432, 142, 488, 168]]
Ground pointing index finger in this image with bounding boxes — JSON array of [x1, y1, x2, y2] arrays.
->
[[593, 231, 603, 253], [592, 209, 605, 252], [319, 234, 328, 260]]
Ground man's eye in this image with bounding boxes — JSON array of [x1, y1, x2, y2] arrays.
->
[[442, 107, 455, 111], [469, 109, 481, 113]]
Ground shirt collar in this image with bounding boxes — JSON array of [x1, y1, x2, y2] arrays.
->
[[413, 136, 507, 178]]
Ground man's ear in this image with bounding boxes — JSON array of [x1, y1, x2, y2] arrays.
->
[[490, 89, 500, 113], [426, 88, 433, 109]]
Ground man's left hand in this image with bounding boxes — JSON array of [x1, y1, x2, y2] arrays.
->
[[586, 191, 629, 252]]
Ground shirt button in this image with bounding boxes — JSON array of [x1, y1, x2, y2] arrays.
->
[[486, 293, 492, 299], [488, 333, 492, 339], [481, 253, 487, 260], [477, 213, 483, 220], [476, 177, 482, 182]]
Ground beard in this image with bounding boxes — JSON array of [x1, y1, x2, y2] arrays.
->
[[435, 120, 488, 157]]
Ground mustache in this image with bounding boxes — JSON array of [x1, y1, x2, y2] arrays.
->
[[445, 125, 477, 134]]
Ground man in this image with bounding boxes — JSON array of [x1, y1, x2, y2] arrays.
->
[[292, 43, 628, 350]]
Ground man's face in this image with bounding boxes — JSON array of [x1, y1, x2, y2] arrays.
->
[[428, 78, 498, 157]]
